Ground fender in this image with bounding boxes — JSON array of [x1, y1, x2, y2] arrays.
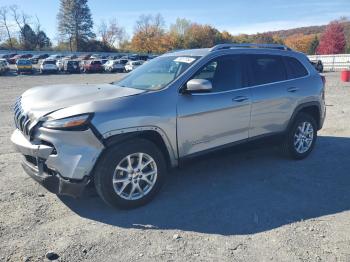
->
[[102, 126, 178, 167], [287, 101, 322, 130]]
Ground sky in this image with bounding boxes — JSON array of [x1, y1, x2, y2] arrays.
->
[[0, 0, 349, 42]]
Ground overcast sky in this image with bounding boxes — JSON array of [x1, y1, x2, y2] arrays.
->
[[0, 0, 349, 41]]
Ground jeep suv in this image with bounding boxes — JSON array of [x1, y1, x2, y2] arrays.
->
[[11, 44, 326, 209]]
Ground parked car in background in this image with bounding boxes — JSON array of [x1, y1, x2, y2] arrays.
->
[[47, 54, 64, 61], [0, 60, 9, 75], [63, 60, 80, 73], [56, 59, 67, 72], [9, 54, 32, 64], [16, 59, 33, 74], [0, 58, 10, 72], [103, 60, 117, 72], [108, 55, 122, 60], [40, 59, 58, 74], [101, 59, 108, 65], [79, 54, 92, 60], [31, 54, 49, 64], [81, 59, 103, 73], [310, 60, 324, 73], [65, 54, 78, 59], [90, 54, 101, 59], [0, 53, 17, 61], [104, 59, 128, 72], [125, 60, 144, 72]]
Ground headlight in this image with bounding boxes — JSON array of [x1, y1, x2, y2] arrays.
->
[[42, 114, 93, 130]]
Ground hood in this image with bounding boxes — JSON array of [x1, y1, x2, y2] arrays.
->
[[20, 83, 145, 120]]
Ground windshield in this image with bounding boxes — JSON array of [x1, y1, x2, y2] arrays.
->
[[114, 55, 200, 90], [43, 60, 56, 65]]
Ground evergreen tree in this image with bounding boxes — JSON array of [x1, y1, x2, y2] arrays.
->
[[20, 24, 37, 50], [36, 31, 52, 50], [308, 35, 319, 55], [57, 0, 94, 51]]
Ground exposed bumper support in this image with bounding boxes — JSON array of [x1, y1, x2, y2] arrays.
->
[[11, 128, 104, 197], [21, 160, 89, 198]]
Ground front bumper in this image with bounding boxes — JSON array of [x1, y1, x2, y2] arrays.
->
[[11, 128, 104, 196], [41, 68, 58, 73], [17, 68, 33, 73], [21, 159, 89, 197]]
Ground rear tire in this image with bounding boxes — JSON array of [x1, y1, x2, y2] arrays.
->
[[282, 113, 317, 160], [94, 138, 166, 209]]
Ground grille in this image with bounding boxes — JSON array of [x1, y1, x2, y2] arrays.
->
[[13, 97, 31, 136]]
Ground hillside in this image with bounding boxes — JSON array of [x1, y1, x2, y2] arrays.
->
[[264, 21, 350, 39]]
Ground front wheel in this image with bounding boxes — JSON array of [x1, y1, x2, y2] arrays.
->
[[283, 113, 317, 160], [94, 138, 166, 209]]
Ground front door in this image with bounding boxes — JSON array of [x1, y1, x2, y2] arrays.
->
[[177, 55, 252, 157]]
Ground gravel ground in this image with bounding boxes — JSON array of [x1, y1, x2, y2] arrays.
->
[[0, 72, 350, 262]]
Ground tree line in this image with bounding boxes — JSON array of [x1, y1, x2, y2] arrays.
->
[[0, 5, 51, 50], [0, 0, 349, 55]]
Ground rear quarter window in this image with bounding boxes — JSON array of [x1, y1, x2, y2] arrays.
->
[[283, 56, 308, 79]]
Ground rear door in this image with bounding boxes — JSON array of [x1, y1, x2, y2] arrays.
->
[[246, 54, 295, 137]]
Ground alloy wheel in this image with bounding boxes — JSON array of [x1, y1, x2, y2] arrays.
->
[[294, 121, 314, 154], [112, 152, 158, 200]]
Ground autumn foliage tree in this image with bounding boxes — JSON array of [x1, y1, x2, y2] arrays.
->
[[183, 24, 222, 49], [284, 34, 316, 53], [317, 21, 346, 54], [131, 14, 169, 53]]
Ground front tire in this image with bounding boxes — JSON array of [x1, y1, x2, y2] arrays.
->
[[283, 113, 317, 160], [94, 138, 166, 209]]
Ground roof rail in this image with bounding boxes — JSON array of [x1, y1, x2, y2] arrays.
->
[[210, 43, 292, 52]]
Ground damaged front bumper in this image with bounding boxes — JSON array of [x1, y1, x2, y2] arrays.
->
[[11, 128, 104, 197]]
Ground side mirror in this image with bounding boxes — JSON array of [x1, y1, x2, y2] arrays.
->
[[185, 79, 212, 93]]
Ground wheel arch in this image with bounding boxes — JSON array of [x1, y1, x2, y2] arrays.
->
[[288, 102, 321, 130], [100, 127, 178, 169]]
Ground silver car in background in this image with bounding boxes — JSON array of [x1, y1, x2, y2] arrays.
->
[[11, 44, 326, 209]]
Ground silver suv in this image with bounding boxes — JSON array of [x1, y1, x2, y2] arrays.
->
[[11, 44, 326, 209]]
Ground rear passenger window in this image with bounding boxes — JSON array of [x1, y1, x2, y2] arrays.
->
[[284, 56, 308, 79], [248, 55, 286, 86], [192, 55, 242, 92]]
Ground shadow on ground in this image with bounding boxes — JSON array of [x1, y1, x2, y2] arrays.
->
[[61, 136, 350, 235]]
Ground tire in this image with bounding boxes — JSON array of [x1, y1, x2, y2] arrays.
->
[[282, 112, 317, 160], [94, 138, 167, 209]]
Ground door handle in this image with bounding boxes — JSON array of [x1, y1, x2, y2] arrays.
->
[[287, 87, 299, 93], [232, 96, 248, 102]]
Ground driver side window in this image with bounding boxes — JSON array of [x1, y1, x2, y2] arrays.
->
[[192, 55, 242, 92]]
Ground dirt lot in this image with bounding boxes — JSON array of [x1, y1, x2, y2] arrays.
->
[[0, 72, 350, 262]]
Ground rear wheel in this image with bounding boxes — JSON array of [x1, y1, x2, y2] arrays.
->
[[283, 113, 317, 159], [94, 138, 166, 209]]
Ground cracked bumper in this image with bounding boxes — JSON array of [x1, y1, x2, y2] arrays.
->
[[11, 128, 104, 196]]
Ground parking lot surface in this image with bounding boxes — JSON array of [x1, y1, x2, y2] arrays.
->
[[0, 72, 350, 262]]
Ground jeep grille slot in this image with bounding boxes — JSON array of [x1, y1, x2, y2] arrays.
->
[[13, 97, 31, 136]]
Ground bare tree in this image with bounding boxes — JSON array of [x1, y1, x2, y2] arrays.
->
[[9, 5, 30, 32], [0, 6, 13, 49], [98, 18, 126, 48], [134, 14, 164, 36], [34, 15, 41, 34]]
